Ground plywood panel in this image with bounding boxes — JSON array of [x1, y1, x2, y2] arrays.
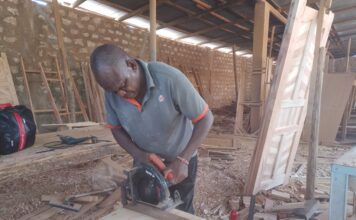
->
[[319, 73, 355, 144], [245, 0, 334, 194], [0, 53, 19, 105]]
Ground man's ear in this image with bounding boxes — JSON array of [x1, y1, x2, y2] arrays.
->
[[126, 59, 138, 71]]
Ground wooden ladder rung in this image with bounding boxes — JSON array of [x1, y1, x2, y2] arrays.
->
[[25, 69, 58, 74], [47, 78, 60, 82]]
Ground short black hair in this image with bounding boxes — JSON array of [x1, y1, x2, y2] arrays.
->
[[90, 44, 128, 76]]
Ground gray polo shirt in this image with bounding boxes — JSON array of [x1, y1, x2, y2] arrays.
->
[[105, 60, 209, 159]]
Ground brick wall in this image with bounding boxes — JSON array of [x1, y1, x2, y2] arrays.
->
[[0, 0, 251, 127]]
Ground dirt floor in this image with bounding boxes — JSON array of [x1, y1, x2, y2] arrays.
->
[[0, 104, 354, 219]]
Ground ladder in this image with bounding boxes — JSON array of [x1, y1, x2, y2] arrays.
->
[[20, 56, 88, 125]]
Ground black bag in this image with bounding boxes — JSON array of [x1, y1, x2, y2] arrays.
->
[[0, 104, 36, 155]]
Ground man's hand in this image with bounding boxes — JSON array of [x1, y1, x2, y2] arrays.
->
[[167, 159, 188, 184]]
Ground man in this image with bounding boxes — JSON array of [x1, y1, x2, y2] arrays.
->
[[90, 44, 213, 213]]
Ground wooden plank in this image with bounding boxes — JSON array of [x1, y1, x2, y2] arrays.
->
[[0, 127, 120, 183], [245, 0, 334, 194], [0, 53, 19, 105], [101, 204, 205, 220], [319, 73, 355, 144], [39, 63, 63, 123]]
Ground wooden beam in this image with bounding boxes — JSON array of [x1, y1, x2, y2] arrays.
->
[[192, 0, 250, 31], [52, 0, 75, 121], [250, 0, 270, 132], [117, 1, 169, 23], [233, 45, 238, 100], [71, 0, 86, 8], [176, 21, 240, 40], [157, 1, 243, 30], [149, 0, 157, 61], [332, 5, 356, 13], [164, 0, 251, 38], [305, 0, 332, 200], [265, 0, 288, 24]]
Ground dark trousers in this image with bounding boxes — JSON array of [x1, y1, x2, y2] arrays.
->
[[168, 155, 198, 214]]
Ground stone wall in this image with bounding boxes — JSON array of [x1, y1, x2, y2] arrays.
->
[[0, 0, 250, 127]]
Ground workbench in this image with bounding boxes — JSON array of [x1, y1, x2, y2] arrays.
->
[[329, 147, 356, 219]]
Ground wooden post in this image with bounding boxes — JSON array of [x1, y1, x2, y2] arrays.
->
[[306, 48, 326, 200], [306, 0, 333, 200], [233, 45, 238, 100], [149, 0, 157, 61], [234, 59, 246, 135], [250, 0, 270, 133], [52, 0, 75, 122]]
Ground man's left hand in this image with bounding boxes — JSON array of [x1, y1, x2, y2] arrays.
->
[[167, 159, 188, 184]]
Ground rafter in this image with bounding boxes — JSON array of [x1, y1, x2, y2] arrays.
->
[[334, 15, 356, 25], [165, 1, 252, 35], [192, 0, 251, 31], [176, 21, 243, 40], [157, 0, 244, 30], [118, 0, 168, 22]]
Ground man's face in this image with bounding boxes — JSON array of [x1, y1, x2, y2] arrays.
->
[[97, 59, 142, 99]]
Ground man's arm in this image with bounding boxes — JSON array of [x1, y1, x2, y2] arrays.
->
[[168, 111, 214, 184], [111, 128, 148, 163]]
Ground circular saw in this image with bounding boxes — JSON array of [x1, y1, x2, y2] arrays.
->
[[121, 154, 183, 210]]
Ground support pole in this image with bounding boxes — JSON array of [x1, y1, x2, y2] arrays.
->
[[306, 47, 326, 200], [305, 0, 332, 200], [233, 45, 238, 100], [250, 1, 270, 133], [149, 0, 157, 61]]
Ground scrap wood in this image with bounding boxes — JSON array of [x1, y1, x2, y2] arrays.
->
[[267, 199, 320, 219], [268, 190, 291, 202]]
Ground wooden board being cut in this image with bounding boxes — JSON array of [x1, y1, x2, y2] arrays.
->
[[319, 73, 356, 144], [100, 206, 205, 220], [245, 0, 334, 194], [0, 53, 19, 105]]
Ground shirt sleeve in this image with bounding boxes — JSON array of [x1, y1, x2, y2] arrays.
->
[[105, 92, 122, 129], [172, 70, 209, 123]]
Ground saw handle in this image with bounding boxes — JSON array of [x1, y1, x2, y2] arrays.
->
[[148, 154, 174, 181]]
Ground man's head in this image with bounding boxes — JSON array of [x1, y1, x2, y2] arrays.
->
[[90, 44, 144, 99]]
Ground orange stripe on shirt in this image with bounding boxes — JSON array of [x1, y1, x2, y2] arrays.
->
[[125, 98, 142, 112], [105, 124, 122, 129], [192, 104, 209, 123]]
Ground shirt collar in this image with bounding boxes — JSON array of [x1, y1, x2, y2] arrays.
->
[[136, 59, 155, 90]]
